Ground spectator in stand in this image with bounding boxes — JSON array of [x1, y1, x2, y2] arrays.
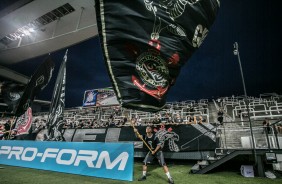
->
[[92, 120, 99, 128], [1, 120, 12, 139], [143, 121, 149, 126], [115, 120, 121, 127], [9, 129, 18, 140], [173, 113, 183, 124], [100, 121, 107, 127], [193, 116, 197, 124], [4, 119, 11, 131], [41, 119, 47, 129], [197, 116, 206, 124], [0, 124, 5, 139], [107, 117, 113, 127], [136, 117, 142, 126], [164, 113, 172, 124], [82, 121, 90, 129], [217, 108, 224, 125], [73, 121, 79, 128], [189, 106, 195, 114], [122, 116, 128, 126], [185, 115, 193, 124], [77, 120, 84, 129], [262, 118, 271, 134], [152, 114, 161, 124], [62, 120, 71, 129], [109, 119, 116, 127], [276, 122, 282, 134], [202, 116, 207, 123]]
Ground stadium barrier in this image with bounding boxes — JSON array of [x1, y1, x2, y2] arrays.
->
[[35, 124, 217, 153]]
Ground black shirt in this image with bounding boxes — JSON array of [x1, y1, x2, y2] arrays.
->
[[143, 133, 162, 151], [4, 122, 11, 131]]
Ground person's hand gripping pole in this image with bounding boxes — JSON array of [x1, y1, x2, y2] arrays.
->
[[131, 118, 153, 153]]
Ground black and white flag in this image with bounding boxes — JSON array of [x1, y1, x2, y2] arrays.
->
[[46, 50, 67, 141]]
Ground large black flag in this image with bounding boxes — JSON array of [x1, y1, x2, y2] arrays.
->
[[95, 0, 220, 112], [46, 50, 67, 141], [14, 56, 55, 116]]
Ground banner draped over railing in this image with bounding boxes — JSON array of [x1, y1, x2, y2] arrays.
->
[[95, 0, 220, 112], [36, 124, 217, 152]]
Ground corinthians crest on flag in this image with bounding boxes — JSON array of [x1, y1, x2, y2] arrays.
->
[[14, 107, 33, 135], [95, 0, 220, 112]]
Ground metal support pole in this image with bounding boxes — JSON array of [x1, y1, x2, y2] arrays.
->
[[52, 18, 60, 38], [273, 119, 281, 149], [265, 127, 271, 151], [233, 42, 258, 166]]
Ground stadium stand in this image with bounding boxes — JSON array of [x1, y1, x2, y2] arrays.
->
[[1, 93, 282, 154]]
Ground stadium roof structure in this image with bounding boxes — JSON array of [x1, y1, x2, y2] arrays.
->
[[0, 0, 97, 111], [0, 0, 96, 82]]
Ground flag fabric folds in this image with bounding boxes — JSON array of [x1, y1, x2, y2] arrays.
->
[[14, 56, 55, 116], [46, 50, 67, 141], [95, 0, 220, 112], [1, 82, 25, 112]]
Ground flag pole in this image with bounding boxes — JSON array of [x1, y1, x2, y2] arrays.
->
[[130, 118, 153, 153], [7, 116, 16, 140]]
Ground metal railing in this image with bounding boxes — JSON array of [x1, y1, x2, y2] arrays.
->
[[216, 119, 282, 150]]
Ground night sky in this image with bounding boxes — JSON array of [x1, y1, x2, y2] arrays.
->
[[4, 0, 282, 108]]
